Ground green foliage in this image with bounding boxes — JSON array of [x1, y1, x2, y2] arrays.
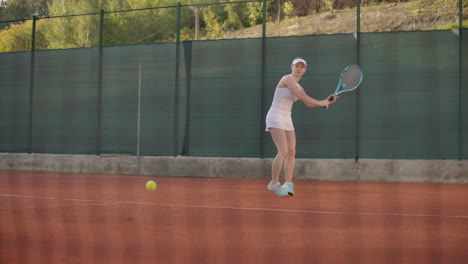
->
[[323, 0, 335, 12], [200, 4, 226, 39], [42, 0, 102, 49], [42, 0, 179, 47], [0, 0, 466, 51], [0, 22, 32, 52], [200, 2, 264, 39], [104, 8, 178, 45], [247, 2, 263, 25], [0, 0, 51, 32], [0, 19, 48, 52], [283, 1, 294, 18], [438, 20, 468, 29], [0, 0, 51, 19]]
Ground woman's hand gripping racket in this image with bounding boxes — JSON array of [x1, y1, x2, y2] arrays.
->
[[325, 64, 364, 107]]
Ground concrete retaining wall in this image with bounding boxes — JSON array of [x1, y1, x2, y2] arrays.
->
[[1, 153, 467, 183]]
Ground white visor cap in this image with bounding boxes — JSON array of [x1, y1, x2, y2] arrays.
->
[[292, 58, 307, 67]]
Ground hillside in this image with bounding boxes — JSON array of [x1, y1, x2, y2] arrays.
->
[[225, 1, 463, 39]]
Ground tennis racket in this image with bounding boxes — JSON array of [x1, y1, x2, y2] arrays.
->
[[327, 64, 364, 104]]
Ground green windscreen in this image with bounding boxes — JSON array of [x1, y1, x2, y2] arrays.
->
[[0, 51, 31, 153], [359, 31, 460, 159], [186, 39, 263, 157], [100, 44, 177, 156], [31, 48, 99, 154], [0, 30, 466, 160], [262, 35, 358, 159]]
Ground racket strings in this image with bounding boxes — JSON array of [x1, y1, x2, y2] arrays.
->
[[341, 66, 362, 90]]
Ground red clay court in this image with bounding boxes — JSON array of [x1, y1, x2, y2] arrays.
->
[[1, 170, 468, 264]]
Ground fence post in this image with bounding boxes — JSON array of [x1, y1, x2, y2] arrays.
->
[[96, 9, 104, 155], [181, 41, 193, 156], [28, 16, 37, 153], [459, 0, 463, 29], [174, 3, 181, 156], [260, 0, 267, 158], [355, 0, 361, 164], [99, 9, 104, 47], [31, 16, 36, 51], [459, 0, 463, 160], [357, 0, 361, 35], [262, 0, 266, 39]]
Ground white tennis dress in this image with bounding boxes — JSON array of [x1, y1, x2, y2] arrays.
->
[[265, 75, 302, 131]]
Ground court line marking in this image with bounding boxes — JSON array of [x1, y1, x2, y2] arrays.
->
[[2, 202, 121, 210], [0, 194, 122, 210], [1, 193, 468, 219], [0, 193, 98, 202], [122, 201, 468, 219], [2, 177, 467, 198]]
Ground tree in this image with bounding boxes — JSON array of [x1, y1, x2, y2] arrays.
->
[[0, 19, 47, 52], [200, 1, 264, 39], [0, 0, 52, 30], [38, 0, 185, 47], [1, 0, 267, 50], [41, 0, 135, 49], [0, 21, 32, 52]]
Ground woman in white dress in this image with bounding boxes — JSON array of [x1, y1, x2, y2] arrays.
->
[[265, 57, 338, 196]]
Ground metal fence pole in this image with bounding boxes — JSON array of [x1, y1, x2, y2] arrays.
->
[[28, 16, 37, 153], [97, 9, 104, 155], [357, 0, 361, 35], [355, 0, 361, 163], [459, 0, 463, 160], [31, 16, 36, 51], [260, 0, 267, 158], [99, 9, 104, 47], [174, 3, 181, 156]]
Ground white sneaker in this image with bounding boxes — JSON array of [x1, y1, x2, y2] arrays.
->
[[267, 181, 288, 197], [282, 182, 295, 196]]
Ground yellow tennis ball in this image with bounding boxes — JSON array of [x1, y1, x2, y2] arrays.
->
[[146, 180, 157, 191]]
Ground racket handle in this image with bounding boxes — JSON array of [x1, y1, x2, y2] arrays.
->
[[323, 95, 335, 108]]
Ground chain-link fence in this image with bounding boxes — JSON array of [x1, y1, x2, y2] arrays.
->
[[0, 0, 466, 52]]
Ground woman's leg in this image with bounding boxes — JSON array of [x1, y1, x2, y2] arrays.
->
[[269, 128, 288, 183], [284, 130, 296, 183]]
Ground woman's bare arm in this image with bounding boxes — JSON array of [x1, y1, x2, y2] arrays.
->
[[280, 75, 335, 108]]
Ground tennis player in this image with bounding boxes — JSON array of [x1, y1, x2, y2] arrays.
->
[[265, 57, 337, 196]]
